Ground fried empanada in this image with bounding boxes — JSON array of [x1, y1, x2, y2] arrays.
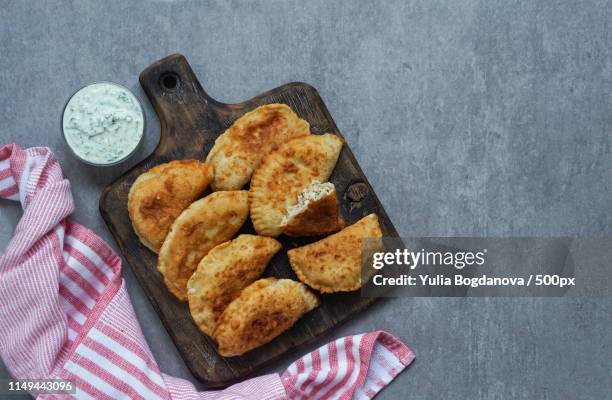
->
[[206, 104, 310, 191], [249, 134, 344, 237], [213, 278, 319, 356], [281, 181, 344, 237], [128, 160, 214, 253], [157, 191, 249, 301], [288, 213, 383, 293], [187, 235, 282, 336]]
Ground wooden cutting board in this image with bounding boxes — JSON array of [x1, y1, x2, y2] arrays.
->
[[99, 54, 402, 387]]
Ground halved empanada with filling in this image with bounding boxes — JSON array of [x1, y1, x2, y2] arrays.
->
[[206, 104, 310, 191], [288, 213, 383, 293], [213, 278, 319, 356], [281, 181, 344, 237], [157, 191, 249, 301], [249, 134, 344, 237], [128, 160, 214, 253], [187, 234, 282, 336]]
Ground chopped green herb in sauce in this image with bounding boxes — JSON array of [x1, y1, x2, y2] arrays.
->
[[62, 82, 144, 165]]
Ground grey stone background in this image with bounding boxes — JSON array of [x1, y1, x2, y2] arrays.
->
[[1, 0, 610, 398]]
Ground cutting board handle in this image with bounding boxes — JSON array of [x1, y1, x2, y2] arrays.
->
[[139, 54, 220, 156]]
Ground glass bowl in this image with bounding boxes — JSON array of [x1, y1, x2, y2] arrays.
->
[[61, 81, 145, 167]]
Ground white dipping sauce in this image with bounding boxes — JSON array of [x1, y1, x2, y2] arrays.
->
[[62, 82, 144, 165]]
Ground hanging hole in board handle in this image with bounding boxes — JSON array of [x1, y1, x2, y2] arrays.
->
[[159, 72, 180, 92]]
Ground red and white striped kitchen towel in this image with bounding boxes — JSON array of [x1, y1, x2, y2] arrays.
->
[[0, 144, 415, 400]]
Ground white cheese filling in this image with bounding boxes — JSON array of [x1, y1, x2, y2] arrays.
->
[[282, 181, 335, 225]]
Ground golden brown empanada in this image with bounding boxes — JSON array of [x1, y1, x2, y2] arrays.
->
[[281, 181, 344, 236], [128, 160, 214, 253], [249, 134, 344, 237], [206, 104, 310, 191], [187, 235, 282, 336], [157, 191, 249, 301], [213, 278, 319, 356], [288, 213, 383, 293]]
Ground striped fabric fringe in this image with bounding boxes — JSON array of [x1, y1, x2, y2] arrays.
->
[[0, 144, 414, 400]]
